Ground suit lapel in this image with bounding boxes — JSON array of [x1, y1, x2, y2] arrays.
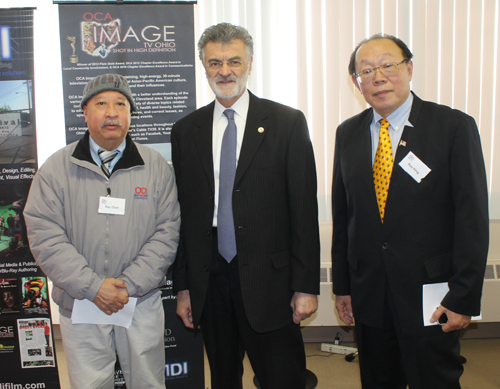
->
[[384, 93, 423, 229], [193, 103, 215, 191], [356, 111, 383, 222], [359, 112, 376, 192], [234, 92, 269, 186], [393, 92, 422, 166]]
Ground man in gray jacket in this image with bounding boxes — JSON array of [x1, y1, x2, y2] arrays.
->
[[24, 73, 180, 389]]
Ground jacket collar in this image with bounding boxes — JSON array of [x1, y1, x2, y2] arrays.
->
[[193, 101, 216, 191], [71, 131, 145, 171], [407, 91, 422, 126], [235, 91, 269, 186]]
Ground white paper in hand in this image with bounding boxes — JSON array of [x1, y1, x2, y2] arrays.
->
[[71, 297, 137, 328], [423, 283, 481, 326]]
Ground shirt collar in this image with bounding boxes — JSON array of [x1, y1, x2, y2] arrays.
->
[[214, 89, 250, 123], [89, 136, 126, 166], [373, 92, 414, 132]]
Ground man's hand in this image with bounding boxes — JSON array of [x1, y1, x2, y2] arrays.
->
[[176, 289, 194, 329], [430, 304, 471, 332], [335, 295, 354, 326], [290, 292, 318, 324], [93, 278, 129, 315]]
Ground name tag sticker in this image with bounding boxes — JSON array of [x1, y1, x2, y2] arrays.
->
[[399, 151, 431, 183], [98, 196, 126, 215]]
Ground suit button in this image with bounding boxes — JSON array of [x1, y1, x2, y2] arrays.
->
[[205, 230, 211, 236], [203, 266, 209, 272], [210, 195, 214, 200], [382, 243, 389, 249]]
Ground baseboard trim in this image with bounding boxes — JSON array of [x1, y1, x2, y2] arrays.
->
[[53, 322, 500, 343], [301, 322, 500, 343]]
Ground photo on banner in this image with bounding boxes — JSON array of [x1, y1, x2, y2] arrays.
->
[[58, 3, 197, 161], [0, 8, 61, 389]]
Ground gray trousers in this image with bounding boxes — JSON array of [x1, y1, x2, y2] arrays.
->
[[60, 291, 165, 389]]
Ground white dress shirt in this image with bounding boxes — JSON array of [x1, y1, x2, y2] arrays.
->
[[212, 90, 250, 226], [370, 92, 414, 164]]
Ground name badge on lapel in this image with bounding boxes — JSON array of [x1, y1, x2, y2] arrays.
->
[[98, 196, 126, 215], [399, 151, 431, 183]]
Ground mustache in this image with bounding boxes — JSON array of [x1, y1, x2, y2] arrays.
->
[[215, 75, 237, 83], [101, 120, 123, 128]]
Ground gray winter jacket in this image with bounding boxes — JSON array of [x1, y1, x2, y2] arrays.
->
[[24, 132, 180, 317]]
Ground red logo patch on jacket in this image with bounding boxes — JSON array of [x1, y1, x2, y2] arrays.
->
[[134, 187, 148, 200]]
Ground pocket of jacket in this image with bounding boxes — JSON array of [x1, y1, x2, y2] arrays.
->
[[271, 250, 291, 269], [424, 251, 453, 278], [347, 250, 358, 271]]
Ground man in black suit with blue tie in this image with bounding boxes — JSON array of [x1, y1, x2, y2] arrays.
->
[[172, 23, 320, 389], [332, 34, 489, 388]]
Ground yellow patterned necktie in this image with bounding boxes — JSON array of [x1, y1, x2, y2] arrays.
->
[[373, 118, 393, 223]]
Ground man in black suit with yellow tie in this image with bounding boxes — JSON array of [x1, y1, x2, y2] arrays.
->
[[332, 34, 489, 388], [171, 23, 320, 389]]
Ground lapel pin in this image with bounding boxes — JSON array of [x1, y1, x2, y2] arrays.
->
[[399, 140, 406, 147], [258, 127, 265, 133]]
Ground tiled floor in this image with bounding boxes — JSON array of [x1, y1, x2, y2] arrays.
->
[[54, 337, 500, 388]]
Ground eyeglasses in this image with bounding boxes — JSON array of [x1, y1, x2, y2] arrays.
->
[[205, 59, 248, 71], [354, 59, 410, 84]]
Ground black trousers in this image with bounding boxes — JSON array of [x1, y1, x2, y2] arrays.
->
[[200, 229, 306, 389], [355, 286, 463, 389]]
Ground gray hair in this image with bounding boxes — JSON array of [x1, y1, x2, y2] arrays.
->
[[198, 22, 254, 62]]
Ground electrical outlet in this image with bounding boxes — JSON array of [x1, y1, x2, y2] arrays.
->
[[320, 343, 357, 355]]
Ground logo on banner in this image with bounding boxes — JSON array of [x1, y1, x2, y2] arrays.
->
[[81, 19, 121, 58], [165, 361, 188, 378], [0, 343, 15, 354], [0, 326, 14, 339], [70, 11, 177, 61]]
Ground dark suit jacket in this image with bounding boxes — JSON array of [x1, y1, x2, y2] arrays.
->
[[172, 91, 320, 333], [331, 93, 489, 337]]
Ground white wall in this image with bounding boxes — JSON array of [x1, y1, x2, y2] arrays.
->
[[5, 0, 499, 254], [5, 0, 500, 328], [4, 0, 500, 246]]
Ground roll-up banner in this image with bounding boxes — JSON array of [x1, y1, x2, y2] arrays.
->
[[0, 8, 61, 389], [58, 3, 204, 388]]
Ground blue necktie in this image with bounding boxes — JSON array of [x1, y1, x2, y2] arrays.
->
[[98, 149, 118, 179], [217, 109, 237, 262]]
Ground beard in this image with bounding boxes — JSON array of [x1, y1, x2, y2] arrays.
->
[[208, 70, 250, 101]]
